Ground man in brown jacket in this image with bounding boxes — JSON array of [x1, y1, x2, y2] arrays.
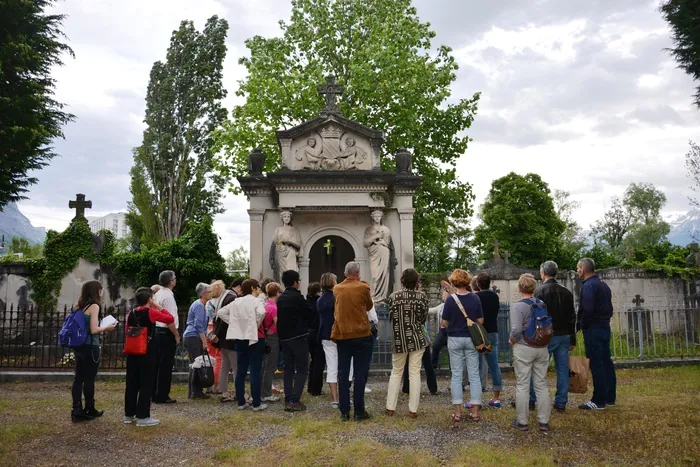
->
[[331, 261, 374, 421]]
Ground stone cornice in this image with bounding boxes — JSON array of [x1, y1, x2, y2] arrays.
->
[[276, 113, 384, 143]]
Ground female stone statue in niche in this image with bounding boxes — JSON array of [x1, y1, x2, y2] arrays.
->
[[364, 208, 392, 304], [269, 210, 302, 281]]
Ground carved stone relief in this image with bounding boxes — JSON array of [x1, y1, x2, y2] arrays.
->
[[291, 125, 371, 171]]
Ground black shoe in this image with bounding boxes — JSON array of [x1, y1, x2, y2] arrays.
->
[[538, 422, 550, 432], [354, 410, 372, 422], [554, 405, 565, 413], [340, 412, 351, 422], [155, 398, 177, 404], [190, 393, 210, 400], [84, 406, 104, 417], [71, 408, 94, 423]]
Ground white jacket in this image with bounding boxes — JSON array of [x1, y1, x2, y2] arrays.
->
[[217, 294, 266, 345]]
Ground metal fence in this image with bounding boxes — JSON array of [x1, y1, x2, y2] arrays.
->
[[1, 300, 698, 370]]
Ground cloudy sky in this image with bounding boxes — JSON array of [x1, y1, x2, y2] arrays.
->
[[17, 0, 700, 256]]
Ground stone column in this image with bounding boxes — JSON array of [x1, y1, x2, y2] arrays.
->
[[397, 208, 415, 270], [299, 258, 310, 296], [248, 209, 265, 280]]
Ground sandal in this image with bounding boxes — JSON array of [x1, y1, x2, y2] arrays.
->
[[468, 413, 481, 422], [451, 413, 462, 424]]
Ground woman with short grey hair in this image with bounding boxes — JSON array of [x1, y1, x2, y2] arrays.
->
[[183, 282, 212, 399]]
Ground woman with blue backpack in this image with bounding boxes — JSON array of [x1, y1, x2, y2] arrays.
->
[[70, 280, 116, 422]]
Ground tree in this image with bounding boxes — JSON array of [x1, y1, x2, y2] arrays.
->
[[0, 0, 74, 210], [592, 183, 670, 252], [552, 190, 586, 270], [474, 173, 565, 268], [661, 0, 700, 108], [214, 0, 480, 269], [7, 236, 42, 259], [592, 196, 631, 250], [127, 16, 229, 244], [685, 140, 700, 210], [226, 246, 250, 273]]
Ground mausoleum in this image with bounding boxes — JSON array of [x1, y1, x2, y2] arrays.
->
[[238, 76, 421, 302]]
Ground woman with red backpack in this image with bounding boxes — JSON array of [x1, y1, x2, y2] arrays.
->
[[123, 287, 175, 427], [70, 281, 117, 423]]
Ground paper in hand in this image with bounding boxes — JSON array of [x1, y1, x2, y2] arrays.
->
[[101, 315, 117, 327]]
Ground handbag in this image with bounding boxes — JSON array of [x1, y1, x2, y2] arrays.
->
[[211, 290, 232, 348], [193, 352, 215, 388], [568, 355, 589, 394], [451, 294, 492, 354], [123, 310, 149, 355]]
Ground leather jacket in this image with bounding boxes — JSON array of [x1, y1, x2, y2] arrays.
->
[[534, 278, 577, 346]]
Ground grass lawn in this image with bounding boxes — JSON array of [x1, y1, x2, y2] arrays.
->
[[0, 366, 698, 466]]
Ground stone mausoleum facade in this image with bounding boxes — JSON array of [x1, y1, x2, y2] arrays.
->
[[237, 76, 421, 301]]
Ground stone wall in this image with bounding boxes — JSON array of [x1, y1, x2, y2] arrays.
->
[[0, 260, 137, 311]]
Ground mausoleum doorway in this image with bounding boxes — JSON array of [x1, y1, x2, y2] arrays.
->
[[308, 235, 355, 284]]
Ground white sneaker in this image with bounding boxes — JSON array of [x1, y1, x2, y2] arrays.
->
[[236, 403, 249, 410], [262, 396, 280, 402], [124, 416, 136, 424], [252, 403, 268, 412], [365, 386, 372, 393], [136, 417, 160, 427]]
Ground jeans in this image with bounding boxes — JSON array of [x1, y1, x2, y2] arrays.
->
[[447, 336, 481, 406], [234, 339, 265, 408], [529, 334, 570, 408], [281, 336, 309, 404], [583, 326, 616, 407], [479, 332, 502, 392], [387, 349, 425, 413], [365, 332, 377, 382], [337, 336, 373, 415], [513, 343, 551, 425], [185, 336, 205, 398], [153, 329, 176, 402], [431, 329, 448, 367], [261, 334, 279, 398], [125, 345, 157, 419], [308, 335, 326, 395], [72, 344, 100, 409], [402, 345, 437, 394]]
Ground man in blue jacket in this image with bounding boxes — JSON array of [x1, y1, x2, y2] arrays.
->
[[576, 258, 616, 410]]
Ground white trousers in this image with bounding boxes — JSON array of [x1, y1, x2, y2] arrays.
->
[[386, 349, 425, 413], [322, 340, 353, 383]]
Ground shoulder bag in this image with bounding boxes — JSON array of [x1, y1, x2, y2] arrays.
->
[[451, 294, 492, 354]]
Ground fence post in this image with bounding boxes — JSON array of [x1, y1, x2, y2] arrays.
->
[[632, 295, 645, 359]]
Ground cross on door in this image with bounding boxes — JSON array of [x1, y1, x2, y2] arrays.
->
[[323, 238, 334, 256], [317, 75, 344, 114], [69, 194, 92, 220]]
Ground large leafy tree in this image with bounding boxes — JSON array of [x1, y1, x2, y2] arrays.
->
[[0, 0, 74, 210], [661, 0, 700, 108], [127, 16, 228, 245], [592, 183, 669, 252], [215, 0, 480, 269], [474, 173, 565, 268]]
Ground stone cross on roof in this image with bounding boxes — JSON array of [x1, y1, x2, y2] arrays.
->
[[69, 193, 92, 220], [317, 75, 343, 114]]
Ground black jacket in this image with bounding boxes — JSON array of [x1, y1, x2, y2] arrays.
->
[[577, 275, 613, 331], [306, 295, 321, 333], [277, 287, 315, 341], [534, 278, 577, 346]]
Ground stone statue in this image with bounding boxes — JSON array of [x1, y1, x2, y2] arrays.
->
[[269, 210, 302, 281], [339, 137, 367, 170], [686, 242, 700, 268], [364, 209, 391, 304], [295, 137, 322, 170]]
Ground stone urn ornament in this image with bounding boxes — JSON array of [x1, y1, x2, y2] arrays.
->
[[248, 148, 266, 176], [395, 147, 412, 175]]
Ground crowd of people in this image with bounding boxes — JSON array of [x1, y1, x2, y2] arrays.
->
[[68, 257, 616, 431]]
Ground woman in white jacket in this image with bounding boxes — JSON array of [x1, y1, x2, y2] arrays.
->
[[217, 279, 267, 411]]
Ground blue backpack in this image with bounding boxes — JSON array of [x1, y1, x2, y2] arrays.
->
[[521, 298, 553, 347], [58, 309, 89, 348]]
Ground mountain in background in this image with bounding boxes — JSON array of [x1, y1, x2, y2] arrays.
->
[[666, 208, 700, 246], [0, 203, 47, 245]]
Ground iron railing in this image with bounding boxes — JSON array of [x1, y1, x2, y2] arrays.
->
[[1, 300, 698, 370]]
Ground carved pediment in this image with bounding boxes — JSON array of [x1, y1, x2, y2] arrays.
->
[[277, 76, 384, 171]]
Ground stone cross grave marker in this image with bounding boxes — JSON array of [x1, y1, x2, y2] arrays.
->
[[317, 75, 344, 114], [632, 294, 645, 308], [69, 193, 92, 220]]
